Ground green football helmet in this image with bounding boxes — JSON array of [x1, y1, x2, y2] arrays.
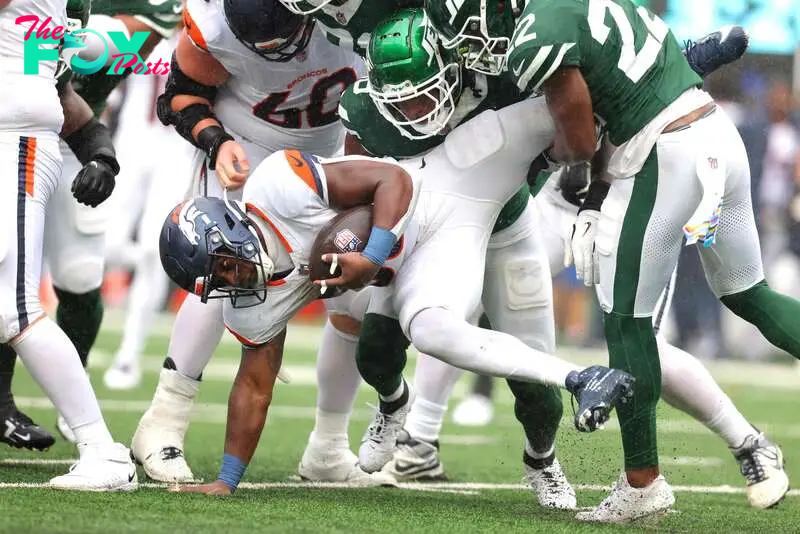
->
[[366, 8, 462, 139], [57, 0, 92, 78], [424, 0, 522, 75]]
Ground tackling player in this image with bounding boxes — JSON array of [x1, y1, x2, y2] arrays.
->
[[427, 0, 795, 522]]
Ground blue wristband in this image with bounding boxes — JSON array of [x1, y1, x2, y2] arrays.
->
[[217, 453, 247, 491], [361, 226, 397, 266]]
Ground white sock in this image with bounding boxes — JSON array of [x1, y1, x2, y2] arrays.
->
[[658, 337, 755, 448], [168, 293, 225, 379], [525, 440, 554, 460], [405, 354, 461, 442], [116, 251, 170, 366], [408, 307, 581, 387], [12, 318, 112, 447], [380, 381, 406, 403], [315, 320, 361, 416], [310, 410, 351, 449]]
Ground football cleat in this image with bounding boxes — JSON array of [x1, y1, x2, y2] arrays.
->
[[523, 453, 576, 510], [56, 414, 77, 444], [576, 473, 674, 524], [451, 394, 494, 427], [50, 442, 138, 492], [684, 25, 749, 78], [103, 361, 142, 391], [565, 366, 634, 432], [1, 407, 55, 451], [732, 433, 790, 509], [382, 429, 446, 481], [131, 368, 199, 482], [359, 382, 414, 473], [298, 435, 397, 487]]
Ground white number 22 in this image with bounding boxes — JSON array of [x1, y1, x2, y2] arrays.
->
[[587, 0, 669, 83]]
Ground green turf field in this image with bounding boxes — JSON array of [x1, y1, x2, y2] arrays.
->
[[2, 312, 799, 533]]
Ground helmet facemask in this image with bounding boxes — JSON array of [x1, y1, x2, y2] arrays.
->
[[279, 0, 346, 15], [223, 0, 316, 62], [367, 12, 463, 139]]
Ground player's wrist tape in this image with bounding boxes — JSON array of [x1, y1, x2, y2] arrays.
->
[[63, 118, 119, 174], [196, 126, 235, 170], [361, 226, 397, 266], [579, 179, 610, 213], [217, 453, 247, 491]]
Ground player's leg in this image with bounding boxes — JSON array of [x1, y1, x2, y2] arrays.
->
[[44, 142, 109, 441], [299, 289, 394, 486], [480, 200, 574, 509], [0, 134, 135, 490], [693, 110, 791, 507]]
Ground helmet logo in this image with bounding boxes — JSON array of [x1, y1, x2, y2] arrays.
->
[[444, 0, 466, 24], [178, 203, 211, 246]]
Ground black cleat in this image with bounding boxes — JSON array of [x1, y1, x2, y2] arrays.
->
[[684, 25, 749, 78], [1, 408, 56, 451], [565, 366, 634, 432]]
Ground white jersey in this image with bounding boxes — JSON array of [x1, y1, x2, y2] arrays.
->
[[0, 0, 66, 135], [184, 0, 362, 152]]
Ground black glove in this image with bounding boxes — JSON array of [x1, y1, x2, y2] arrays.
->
[[558, 163, 591, 207], [72, 159, 117, 207]]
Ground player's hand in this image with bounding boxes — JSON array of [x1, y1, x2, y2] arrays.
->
[[313, 252, 380, 294], [169, 480, 232, 496], [558, 163, 591, 207], [564, 209, 600, 286], [71, 159, 117, 207], [215, 140, 250, 190]]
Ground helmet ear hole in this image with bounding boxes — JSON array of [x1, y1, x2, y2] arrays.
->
[[224, 213, 236, 230]]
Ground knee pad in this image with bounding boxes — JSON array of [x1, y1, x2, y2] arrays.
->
[[51, 257, 104, 294]]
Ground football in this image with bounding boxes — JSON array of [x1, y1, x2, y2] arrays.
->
[[309, 205, 374, 298]]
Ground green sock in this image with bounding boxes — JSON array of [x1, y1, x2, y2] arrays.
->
[[355, 313, 409, 397], [54, 287, 104, 368], [604, 312, 661, 470], [721, 280, 800, 359], [506, 379, 563, 454], [0, 343, 17, 409]]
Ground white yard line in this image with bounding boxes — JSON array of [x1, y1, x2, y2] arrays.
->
[[0, 479, 797, 497]]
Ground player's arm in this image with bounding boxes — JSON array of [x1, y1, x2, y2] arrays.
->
[[59, 81, 119, 207], [344, 133, 372, 157], [313, 159, 417, 291], [157, 28, 248, 187], [115, 15, 163, 63], [540, 67, 596, 165], [176, 330, 286, 496]]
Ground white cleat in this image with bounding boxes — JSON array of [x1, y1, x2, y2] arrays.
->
[[382, 429, 445, 481], [49, 442, 138, 492], [523, 454, 576, 510], [298, 437, 396, 487], [451, 394, 494, 427], [56, 414, 77, 444], [576, 473, 674, 524], [732, 433, 790, 509], [131, 368, 199, 483], [359, 382, 414, 473], [103, 361, 142, 391]]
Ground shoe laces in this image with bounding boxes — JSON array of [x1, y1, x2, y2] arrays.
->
[[11, 410, 36, 427], [365, 405, 389, 439], [734, 437, 776, 486], [161, 446, 184, 461]]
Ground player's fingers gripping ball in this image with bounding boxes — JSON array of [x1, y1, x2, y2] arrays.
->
[[309, 205, 397, 297]]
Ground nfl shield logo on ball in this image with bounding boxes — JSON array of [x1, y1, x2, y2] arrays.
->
[[334, 229, 362, 252]]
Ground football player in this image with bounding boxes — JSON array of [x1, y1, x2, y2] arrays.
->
[[341, 8, 774, 506], [161, 96, 634, 494], [0, 0, 136, 490], [427, 0, 795, 522], [0, 0, 184, 444], [129, 0, 373, 485]]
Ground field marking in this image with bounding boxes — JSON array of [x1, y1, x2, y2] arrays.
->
[[0, 479, 797, 497]]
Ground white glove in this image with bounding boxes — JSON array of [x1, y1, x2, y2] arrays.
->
[[564, 209, 601, 286]]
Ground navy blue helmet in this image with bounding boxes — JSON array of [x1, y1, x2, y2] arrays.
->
[[222, 0, 315, 62], [160, 197, 274, 308]]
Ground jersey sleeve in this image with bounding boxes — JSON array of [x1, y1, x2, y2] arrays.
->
[[182, 0, 223, 53], [338, 79, 442, 158], [91, 0, 183, 38], [506, 1, 584, 93]]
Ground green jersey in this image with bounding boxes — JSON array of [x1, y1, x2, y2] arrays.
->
[[340, 73, 531, 232], [61, 0, 182, 117], [506, 0, 701, 145], [294, 0, 422, 56]]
